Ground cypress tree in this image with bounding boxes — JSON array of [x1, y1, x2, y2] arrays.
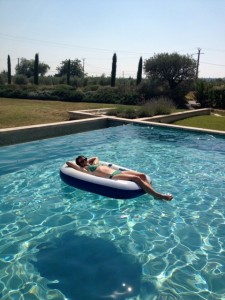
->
[[136, 56, 142, 85], [111, 53, 117, 87], [67, 59, 71, 85], [34, 53, 39, 85], [7, 55, 11, 84]]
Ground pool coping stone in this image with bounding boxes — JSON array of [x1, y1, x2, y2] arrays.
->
[[0, 109, 225, 146]]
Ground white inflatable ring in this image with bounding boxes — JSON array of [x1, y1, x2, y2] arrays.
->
[[60, 161, 151, 199]]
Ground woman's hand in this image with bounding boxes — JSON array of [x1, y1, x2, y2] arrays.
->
[[88, 157, 99, 164]]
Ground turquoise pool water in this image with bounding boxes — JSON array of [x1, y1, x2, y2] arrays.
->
[[0, 124, 225, 300]]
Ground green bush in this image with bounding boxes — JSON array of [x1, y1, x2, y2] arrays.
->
[[48, 87, 84, 102], [13, 75, 28, 85], [0, 84, 29, 98], [107, 97, 175, 119], [140, 97, 176, 116], [120, 93, 141, 105], [67, 89, 85, 102], [168, 80, 194, 107], [82, 86, 142, 105], [82, 91, 96, 102], [106, 107, 138, 118], [95, 87, 122, 103], [83, 85, 100, 92], [137, 79, 193, 107], [0, 83, 85, 102], [0, 71, 7, 84], [195, 80, 225, 108], [137, 79, 167, 100], [82, 86, 121, 103], [27, 90, 57, 100]]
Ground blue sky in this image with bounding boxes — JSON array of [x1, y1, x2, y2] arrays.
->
[[0, 0, 225, 78]]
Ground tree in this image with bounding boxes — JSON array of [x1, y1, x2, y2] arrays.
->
[[56, 59, 83, 78], [144, 53, 196, 90], [34, 53, 39, 85], [111, 53, 117, 87], [7, 55, 11, 84], [15, 58, 50, 78], [136, 56, 142, 85], [67, 59, 71, 85], [0, 70, 7, 84]]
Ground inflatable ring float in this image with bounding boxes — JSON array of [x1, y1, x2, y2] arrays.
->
[[60, 161, 151, 199]]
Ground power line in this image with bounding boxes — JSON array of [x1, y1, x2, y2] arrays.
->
[[0, 32, 150, 55], [201, 61, 225, 67]]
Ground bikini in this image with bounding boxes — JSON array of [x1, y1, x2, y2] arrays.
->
[[109, 170, 122, 179], [87, 163, 101, 172], [87, 164, 122, 179]]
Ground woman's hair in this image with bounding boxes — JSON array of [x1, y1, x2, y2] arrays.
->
[[76, 155, 84, 166]]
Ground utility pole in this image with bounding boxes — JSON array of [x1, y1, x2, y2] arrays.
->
[[195, 48, 204, 80]]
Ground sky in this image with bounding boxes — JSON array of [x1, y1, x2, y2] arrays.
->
[[0, 0, 225, 78]]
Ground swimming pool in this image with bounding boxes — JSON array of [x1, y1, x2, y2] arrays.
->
[[0, 124, 225, 299]]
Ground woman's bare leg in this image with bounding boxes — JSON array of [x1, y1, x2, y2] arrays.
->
[[114, 172, 173, 201], [122, 170, 151, 184]]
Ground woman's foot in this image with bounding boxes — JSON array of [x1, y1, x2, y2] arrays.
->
[[154, 194, 173, 201], [162, 194, 173, 201]]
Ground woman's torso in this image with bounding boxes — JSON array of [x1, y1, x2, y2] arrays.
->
[[85, 164, 113, 178]]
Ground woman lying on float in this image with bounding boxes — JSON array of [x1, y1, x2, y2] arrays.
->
[[66, 155, 173, 201]]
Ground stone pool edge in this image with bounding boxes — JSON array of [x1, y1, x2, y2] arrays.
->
[[1, 113, 225, 147]]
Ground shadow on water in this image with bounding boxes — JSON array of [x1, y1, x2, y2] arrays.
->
[[32, 231, 142, 300]]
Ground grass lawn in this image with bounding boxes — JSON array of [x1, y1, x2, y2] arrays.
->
[[1, 98, 225, 132], [0, 98, 121, 129], [172, 115, 225, 131]]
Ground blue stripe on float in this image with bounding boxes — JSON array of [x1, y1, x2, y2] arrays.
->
[[60, 171, 145, 200]]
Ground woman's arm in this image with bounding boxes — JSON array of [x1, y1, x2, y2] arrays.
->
[[66, 161, 87, 172], [87, 157, 99, 164]]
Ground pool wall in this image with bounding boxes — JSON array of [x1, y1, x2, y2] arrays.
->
[[0, 117, 110, 146], [0, 112, 225, 147]]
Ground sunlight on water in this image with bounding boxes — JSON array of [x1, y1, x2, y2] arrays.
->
[[0, 124, 225, 299]]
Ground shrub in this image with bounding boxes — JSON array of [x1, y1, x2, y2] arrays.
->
[[27, 90, 57, 100], [137, 79, 167, 100], [137, 78, 193, 107], [83, 85, 100, 92], [107, 97, 176, 119], [107, 107, 138, 119], [83, 91, 96, 102], [140, 97, 176, 116], [95, 87, 122, 103], [195, 79, 225, 108], [70, 77, 84, 87], [82, 86, 122, 104], [38, 76, 55, 85], [0, 84, 29, 98], [168, 80, 194, 107], [13, 75, 28, 85], [0, 71, 7, 84], [82, 86, 142, 105], [67, 89, 85, 102]]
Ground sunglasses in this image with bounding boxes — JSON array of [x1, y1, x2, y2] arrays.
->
[[79, 157, 87, 164]]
